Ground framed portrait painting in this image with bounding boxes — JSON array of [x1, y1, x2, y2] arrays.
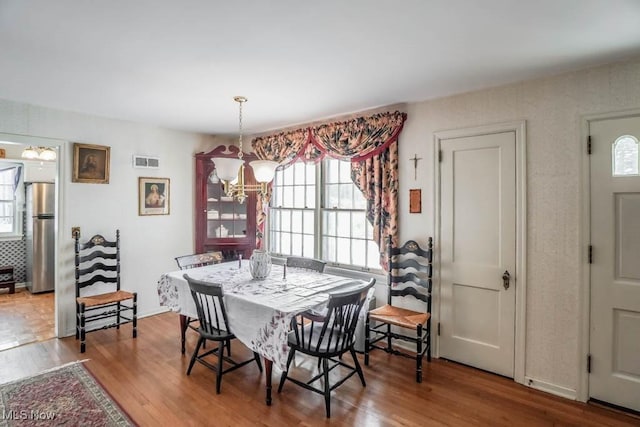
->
[[139, 177, 170, 216], [72, 143, 110, 184]]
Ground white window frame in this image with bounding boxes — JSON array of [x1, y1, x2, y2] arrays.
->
[[0, 164, 23, 240], [268, 158, 382, 273]]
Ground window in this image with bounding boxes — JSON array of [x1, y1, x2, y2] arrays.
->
[[0, 167, 18, 235], [269, 158, 380, 271], [612, 135, 639, 176]]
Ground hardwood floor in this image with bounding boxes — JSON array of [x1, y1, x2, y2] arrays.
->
[[0, 311, 637, 426], [0, 287, 55, 351]]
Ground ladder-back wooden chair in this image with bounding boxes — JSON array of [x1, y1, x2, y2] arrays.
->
[[364, 237, 433, 382], [285, 256, 326, 273], [175, 251, 224, 354], [278, 279, 375, 418], [75, 230, 137, 353], [184, 274, 262, 394]]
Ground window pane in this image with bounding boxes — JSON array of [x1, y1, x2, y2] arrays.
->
[[367, 240, 381, 269], [353, 189, 367, 209], [306, 164, 315, 185], [340, 160, 352, 182], [271, 210, 280, 231], [269, 229, 279, 253], [352, 213, 366, 239], [324, 211, 336, 236], [303, 234, 314, 258], [281, 232, 291, 255], [323, 236, 336, 262], [293, 186, 305, 208], [326, 159, 339, 183], [306, 185, 316, 209], [291, 211, 302, 233], [339, 184, 353, 209], [281, 210, 291, 230], [612, 135, 639, 176], [337, 237, 350, 264], [291, 233, 303, 256], [303, 211, 314, 234], [352, 239, 366, 267], [0, 186, 13, 201], [325, 184, 339, 208], [282, 166, 294, 185], [294, 163, 306, 185], [336, 211, 350, 237], [283, 187, 293, 206]]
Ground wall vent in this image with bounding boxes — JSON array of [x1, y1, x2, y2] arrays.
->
[[132, 155, 159, 169]]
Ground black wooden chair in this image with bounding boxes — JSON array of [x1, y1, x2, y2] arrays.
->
[[278, 278, 375, 418], [364, 237, 433, 383], [175, 252, 223, 270], [184, 274, 262, 394], [75, 230, 137, 353], [175, 251, 223, 354], [285, 256, 326, 273]]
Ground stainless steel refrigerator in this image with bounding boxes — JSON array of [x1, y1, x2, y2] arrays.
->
[[26, 182, 55, 293]]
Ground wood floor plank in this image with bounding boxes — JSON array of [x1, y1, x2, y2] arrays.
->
[[0, 311, 637, 426]]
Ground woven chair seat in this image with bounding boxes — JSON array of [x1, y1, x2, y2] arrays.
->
[[77, 290, 135, 308], [369, 304, 430, 329]]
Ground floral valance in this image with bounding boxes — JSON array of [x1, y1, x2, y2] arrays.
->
[[251, 110, 407, 164]]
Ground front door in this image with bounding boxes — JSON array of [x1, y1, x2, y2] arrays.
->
[[439, 131, 516, 377], [589, 115, 640, 411]]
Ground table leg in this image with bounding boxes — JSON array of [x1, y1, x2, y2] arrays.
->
[[179, 314, 188, 354], [264, 358, 273, 406]]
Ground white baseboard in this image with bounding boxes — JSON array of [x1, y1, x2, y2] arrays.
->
[[524, 376, 577, 400]]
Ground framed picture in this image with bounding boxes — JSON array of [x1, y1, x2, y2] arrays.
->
[[138, 177, 170, 216], [72, 143, 110, 184], [409, 189, 422, 213]]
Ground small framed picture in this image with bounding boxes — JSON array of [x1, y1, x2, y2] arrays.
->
[[409, 189, 421, 213], [72, 143, 110, 184], [138, 177, 170, 216]]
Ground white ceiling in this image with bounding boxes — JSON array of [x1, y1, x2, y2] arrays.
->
[[1, 0, 640, 135]]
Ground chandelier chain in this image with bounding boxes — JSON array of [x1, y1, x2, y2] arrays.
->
[[237, 98, 244, 160]]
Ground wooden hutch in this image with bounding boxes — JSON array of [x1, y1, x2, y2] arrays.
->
[[195, 145, 257, 260]]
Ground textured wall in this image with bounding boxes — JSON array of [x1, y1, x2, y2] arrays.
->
[[399, 57, 640, 392], [0, 99, 215, 336]]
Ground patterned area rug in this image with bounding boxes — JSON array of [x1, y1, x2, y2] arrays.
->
[[0, 362, 134, 426]]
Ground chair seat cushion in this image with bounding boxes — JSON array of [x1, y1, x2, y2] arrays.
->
[[369, 304, 430, 329], [77, 290, 135, 308]]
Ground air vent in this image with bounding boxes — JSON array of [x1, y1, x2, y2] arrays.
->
[[132, 155, 159, 169]]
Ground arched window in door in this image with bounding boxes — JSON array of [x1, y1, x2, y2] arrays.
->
[[612, 135, 639, 176]]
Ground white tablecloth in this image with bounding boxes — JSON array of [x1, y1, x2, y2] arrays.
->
[[157, 261, 370, 371]]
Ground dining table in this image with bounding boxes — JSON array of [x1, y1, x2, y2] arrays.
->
[[157, 260, 372, 405]]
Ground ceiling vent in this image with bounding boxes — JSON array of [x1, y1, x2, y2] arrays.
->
[[132, 155, 159, 169]]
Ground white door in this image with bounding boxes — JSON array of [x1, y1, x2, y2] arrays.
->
[[439, 131, 516, 377], [589, 115, 640, 411]]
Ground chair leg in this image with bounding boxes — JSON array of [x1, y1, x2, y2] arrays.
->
[[278, 348, 296, 393], [132, 293, 138, 338], [75, 303, 80, 340], [227, 338, 231, 356], [364, 314, 370, 366], [116, 301, 121, 329], [416, 324, 423, 383], [253, 352, 263, 372], [322, 357, 331, 418], [350, 348, 366, 387], [386, 323, 392, 351], [216, 340, 225, 394], [79, 303, 86, 353], [427, 320, 432, 362], [187, 337, 204, 375]]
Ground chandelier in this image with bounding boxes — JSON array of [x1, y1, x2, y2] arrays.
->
[[211, 96, 279, 203], [21, 146, 57, 161]]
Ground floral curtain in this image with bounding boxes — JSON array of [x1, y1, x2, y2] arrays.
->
[[252, 110, 406, 267], [351, 140, 399, 269]]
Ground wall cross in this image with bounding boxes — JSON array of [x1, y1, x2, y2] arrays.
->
[[410, 154, 422, 180]]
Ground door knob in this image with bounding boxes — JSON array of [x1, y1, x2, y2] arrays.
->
[[502, 270, 511, 290]]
